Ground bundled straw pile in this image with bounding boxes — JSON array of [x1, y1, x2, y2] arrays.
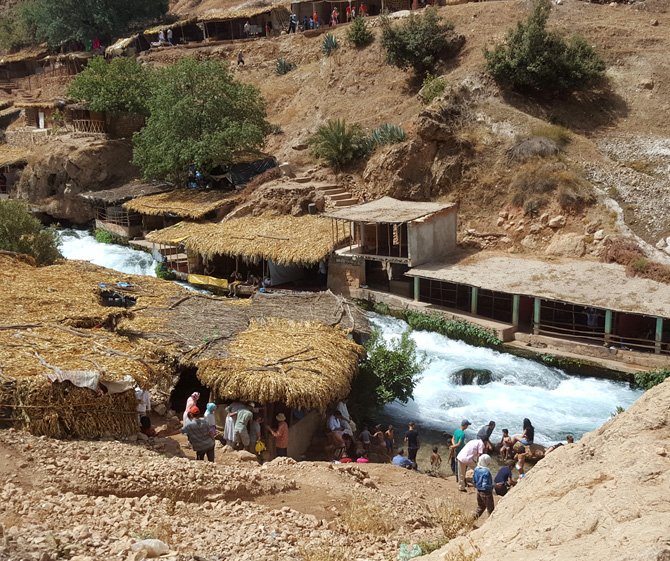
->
[[123, 189, 238, 220], [198, 317, 364, 412]]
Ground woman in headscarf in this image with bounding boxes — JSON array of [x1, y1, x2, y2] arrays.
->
[[223, 401, 246, 446], [512, 418, 535, 446], [472, 454, 494, 517], [204, 403, 217, 428], [183, 392, 200, 424]]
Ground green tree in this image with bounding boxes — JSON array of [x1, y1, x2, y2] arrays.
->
[[346, 16, 373, 47], [351, 329, 427, 415], [380, 7, 464, 74], [20, 0, 168, 47], [67, 56, 151, 116], [0, 200, 62, 265], [484, 0, 605, 93], [132, 58, 270, 183], [0, 9, 34, 53], [308, 119, 370, 171]]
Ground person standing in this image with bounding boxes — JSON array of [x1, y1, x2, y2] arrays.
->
[[477, 420, 496, 452], [243, 21, 250, 37], [249, 414, 263, 454], [268, 413, 289, 457], [224, 401, 246, 446], [384, 425, 395, 454], [135, 386, 151, 424], [450, 419, 470, 481], [167, 28, 173, 46], [204, 403, 217, 428], [180, 407, 216, 461], [404, 421, 420, 466], [237, 51, 245, 66], [457, 438, 484, 492], [231, 404, 253, 449], [183, 392, 200, 424], [158, 30, 165, 44], [473, 454, 494, 517]]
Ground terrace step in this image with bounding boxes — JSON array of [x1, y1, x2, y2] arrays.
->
[[328, 192, 355, 201], [333, 198, 358, 207]]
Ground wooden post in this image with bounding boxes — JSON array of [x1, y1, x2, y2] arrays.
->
[[471, 286, 478, 315], [512, 295, 520, 329], [655, 317, 663, 354], [533, 297, 541, 335], [604, 310, 612, 346], [360, 222, 365, 248], [375, 223, 379, 255], [414, 276, 420, 302]]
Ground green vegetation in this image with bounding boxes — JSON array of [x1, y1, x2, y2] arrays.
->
[[94, 230, 114, 244], [0, 200, 62, 265], [322, 33, 339, 56], [539, 353, 583, 371], [275, 58, 297, 75], [484, 0, 605, 93], [67, 57, 151, 115], [346, 16, 373, 47], [132, 58, 270, 183], [530, 124, 572, 147], [420, 72, 447, 105], [380, 7, 463, 74], [19, 0, 168, 47], [0, 10, 33, 52], [634, 368, 670, 390], [405, 311, 502, 349], [308, 119, 370, 171], [370, 123, 406, 148], [155, 263, 176, 280]]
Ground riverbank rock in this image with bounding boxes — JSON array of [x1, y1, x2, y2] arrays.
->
[[424, 377, 670, 561], [452, 368, 493, 385]]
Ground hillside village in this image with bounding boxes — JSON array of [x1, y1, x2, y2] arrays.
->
[[0, 0, 669, 559]]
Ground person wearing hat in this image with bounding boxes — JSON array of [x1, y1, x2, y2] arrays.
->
[[449, 419, 471, 482], [267, 413, 289, 457], [180, 406, 216, 462]]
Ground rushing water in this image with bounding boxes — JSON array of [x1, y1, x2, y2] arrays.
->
[[374, 314, 643, 445]]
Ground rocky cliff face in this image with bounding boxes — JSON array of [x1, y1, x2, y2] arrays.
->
[[426, 378, 670, 561]]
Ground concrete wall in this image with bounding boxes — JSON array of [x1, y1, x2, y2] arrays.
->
[[407, 207, 457, 267], [288, 410, 322, 460], [328, 253, 366, 296], [95, 219, 142, 240]]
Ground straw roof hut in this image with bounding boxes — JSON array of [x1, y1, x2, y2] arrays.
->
[[198, 318, 364, 412], [147, 214, 350, 266], [14, 100, 65, 109], [123, 189, 238, 220], [0, 145, 29, 168], [79, 181, 173, 206]]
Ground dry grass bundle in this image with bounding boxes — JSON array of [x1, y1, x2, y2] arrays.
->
[[341, 492, 396, 533], [198, 317, 364, 411], [600, 237, 670, 284], [123, 189, 238, 219], [0, 146, 29, 167], [428, 497, 475, 539]]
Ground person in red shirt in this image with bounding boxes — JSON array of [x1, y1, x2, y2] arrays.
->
[[360, 2, 366, 16], [268, 413, 289, 457], [346, 6, 351, 22]]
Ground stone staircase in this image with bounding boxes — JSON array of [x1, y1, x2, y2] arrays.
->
[[316, 184, 358, 208]]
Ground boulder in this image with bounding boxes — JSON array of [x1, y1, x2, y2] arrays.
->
[[452, 368, 493, 385], [545, 233, 585, 258], [507, 137, 559, 163], [153, 403, 167, 416], [548, 215, 566, 228]]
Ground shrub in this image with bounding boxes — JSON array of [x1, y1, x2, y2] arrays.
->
[[155, 263, 175, 280], [634, 368, 670, 390], [370, 123, 406, 148], [600, 238, 670, 284], [308, 119, 370, 171], [428, 499, 475, 539], [346, 16, 373, 47], [341, 493, 395, 533], [380, 7, 464, 74], [322, 33, 339, 56], [524, 198, 546, 217], [0, 199, 62, 265], [405, 312, 502, 349], [420, 72, 447, 105], [275, 58, 297, 75], [530, 124, 572, 147], [94, 230, 114, 244], [484, 0, 605, 93]]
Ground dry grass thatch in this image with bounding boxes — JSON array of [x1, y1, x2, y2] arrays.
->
[[199, 3, 289, 21], [148, 214, 349, 265], [197, 317, 364, 411], [0, 46, 48, 64], [0, 145, 29, 168], [123, 189, 238, 219], [79, 181, 173, 205], [14, 100, 64, 109]]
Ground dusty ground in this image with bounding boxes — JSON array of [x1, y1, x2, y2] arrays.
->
[[0, 429, 487, 561]]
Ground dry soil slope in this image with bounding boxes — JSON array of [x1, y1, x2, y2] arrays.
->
[[426, 378, 670, 561]]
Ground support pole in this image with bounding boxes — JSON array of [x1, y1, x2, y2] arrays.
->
[[604, 310, 612, 346], [471, 286, 478, 315], [655, 317, 663, 354], [512, 295, 520, 329], [414, 277, 420, 302], [533, 297, 541, 335]]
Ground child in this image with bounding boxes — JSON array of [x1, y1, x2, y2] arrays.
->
[[373, 424, 385, 446], [514, 445, 527, 475], [430, 446, 442, 474], [500, 428, 512, 460], [384, 425, 395, 454], [359, 425, 371, 454], [472, 454, 494, 517]]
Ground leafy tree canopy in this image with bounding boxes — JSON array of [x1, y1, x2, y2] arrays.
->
[[20, 0, 168, 47], [67, 56, 151, 116], [132, 58, 270, 184], [0, 200, 62, 265], [380, 7, 464, 74], [484, 0, 606, 93]]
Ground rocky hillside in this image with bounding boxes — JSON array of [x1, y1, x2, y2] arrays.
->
[[425, 377, 670, 561]]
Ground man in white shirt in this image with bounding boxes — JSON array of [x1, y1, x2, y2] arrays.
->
[[456, 439, 484, 492]]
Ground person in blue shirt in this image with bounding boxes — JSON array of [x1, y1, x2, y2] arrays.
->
[[494, 465, 516, 496], [392, 448, 415, 470], [472, 454, 494, 517]]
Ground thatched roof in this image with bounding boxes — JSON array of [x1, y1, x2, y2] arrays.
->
[[325, 196, 456, 224], [198, 317, 364, 411], [79, 181, 173, 206], [148, 214, 349, 265], [0, 145, 29, 167], [15, 99, 65, 109], [0, 46, 48, 64], [106, 35, 139, 56], [123, 189, 238, 219], [143, 17, 198, 34], [198, 3, 289, 21]]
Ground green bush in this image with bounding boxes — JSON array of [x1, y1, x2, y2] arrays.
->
[[276, 58, 297, 75], [155, 263, 176, 280], [634, 368, 670, 390], [346, 16, 373, 47], [322, 33, 339, 56], [484, 0, 605, 93], [405, 311, 502, 349], [94, 230, 115, 244], [308, 119, 370, 171], [420, 72, 447, 105], [370, 123, 406, 148], [0, 200, 62, 266], [380, 7, 464, 74]]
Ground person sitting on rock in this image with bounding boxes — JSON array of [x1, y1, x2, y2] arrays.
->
[[511, 418, 535, 446], [500, 428, 513, 460], [392, 448, 415, 469], [514, 445, 527, 475], [546, 434, 574, 454], [494, 464, 516, 496]]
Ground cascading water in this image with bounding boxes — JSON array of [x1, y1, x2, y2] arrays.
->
[[374, 314, 644, 444]]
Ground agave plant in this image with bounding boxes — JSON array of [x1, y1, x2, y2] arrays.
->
[[276, 58, 297, 75], [370, 123, 406, 148], [322, 33, 339, 56]]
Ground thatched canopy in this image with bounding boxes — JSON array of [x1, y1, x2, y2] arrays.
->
[[143, 17, 198, 34], [15, 100, 65, 109], [123, 189, 238, 219], [198, 318, 364, 412], [325, 196, 456, 224], [79, 181, 173, 206], [0, 46, 48, 64], [0, 145, 29, 167], [148, 214, 349, 265], [198, 3, 289, 21]]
